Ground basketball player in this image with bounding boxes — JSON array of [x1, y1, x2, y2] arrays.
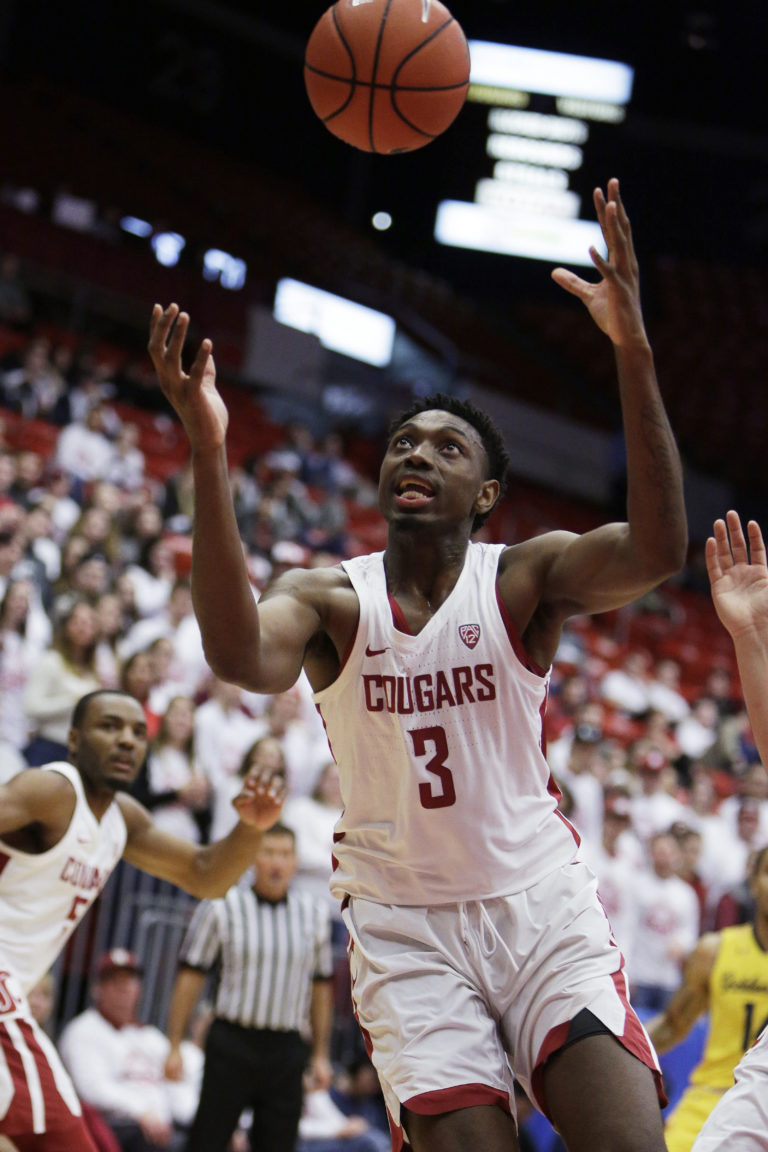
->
[[688, 512, 768, 1152], [647, 844, 768, 1151], [148, 179, 687, 1152], [0, 688, 285, 1152]]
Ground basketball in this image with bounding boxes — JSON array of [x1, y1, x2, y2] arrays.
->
[[304, 0, 471, 155]]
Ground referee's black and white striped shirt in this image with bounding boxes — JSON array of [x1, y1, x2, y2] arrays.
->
[[179, 885, 333, 1033]]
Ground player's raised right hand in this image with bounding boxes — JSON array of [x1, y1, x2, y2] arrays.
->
[[148, 302, 229, 454]]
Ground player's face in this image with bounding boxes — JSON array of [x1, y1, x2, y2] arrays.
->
[[750, 850, 768, 915], [253, 833, 296, 901], [69, 694, 148, 794], [378, 410, 497, 531]]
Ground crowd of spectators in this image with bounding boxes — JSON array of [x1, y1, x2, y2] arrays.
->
[[1, 264, 766, 1151]]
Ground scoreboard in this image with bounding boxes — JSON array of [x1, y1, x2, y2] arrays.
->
[[435, 42, 634, 265]]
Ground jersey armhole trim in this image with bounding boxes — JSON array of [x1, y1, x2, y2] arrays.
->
[[494, 589, 547, 677]]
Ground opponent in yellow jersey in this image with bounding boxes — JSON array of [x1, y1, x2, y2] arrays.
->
[[648, 845, 768, 1152]]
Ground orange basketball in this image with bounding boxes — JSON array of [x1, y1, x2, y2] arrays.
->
[[304, 0, 471, 155]]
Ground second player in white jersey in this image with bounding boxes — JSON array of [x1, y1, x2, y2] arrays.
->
[[0, 761, 126, 1002]]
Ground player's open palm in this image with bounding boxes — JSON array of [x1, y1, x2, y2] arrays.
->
[[148, 302, 228, 453], [706, 511, 768, 640], [551, 178, 648, 349], [233, 767, 287, 830]]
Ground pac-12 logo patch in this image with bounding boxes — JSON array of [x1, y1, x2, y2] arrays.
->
[[459, 624, 480, 649]]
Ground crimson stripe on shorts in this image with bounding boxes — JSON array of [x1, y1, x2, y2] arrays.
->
[[609, 969, 668, 1107], [405, 1083, 511, 1115], [0, 852, 11, 878], [0, 1020, 35, 1132], [17, 1019, 63, 1126]]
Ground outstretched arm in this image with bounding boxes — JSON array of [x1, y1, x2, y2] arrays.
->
[[647, 934, 718, 1054], [119, 766, 285, 898], [543, 179, 687, 615], [148, 304, 321, 689], [706, 512, 768, 762]]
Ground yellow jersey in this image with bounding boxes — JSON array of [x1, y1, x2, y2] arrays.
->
[[691, 922, 768, 1090]]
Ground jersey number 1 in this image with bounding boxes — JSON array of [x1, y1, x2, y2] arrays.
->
[[409, 726, 456, 809]]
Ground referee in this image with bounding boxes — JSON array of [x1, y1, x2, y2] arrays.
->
[[164, 821, 334, 1152]]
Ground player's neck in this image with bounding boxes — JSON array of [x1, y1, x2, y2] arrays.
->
[[384, 533, 468, 612]]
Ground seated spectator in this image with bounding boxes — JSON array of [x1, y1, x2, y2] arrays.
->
[[645, 657, 690, 725], [211, 734, 287, 847], [105, 422, 146, 492], [628, 831, 701, 1012], [194, 678, 265, 840], [41, 464, 82, 541], [251, 688, 330, 799], [544, 670, 591, 744], [0, 578, 42, 752], [118, 501, 165, 569], [23, 596, 102, 764], [95, 590, 128, 688], [59, 948, 199, 1152], [713, 705, 760, 773], [627, 743, 689, 843], [600, 649, 653, 717], [119, 649, 161, 740], [717, 762, 768, 844], [124, 537, 176, 619], [579, 792, 641, 968], [700, 797, 768, 914], [55, 402, 116, 485], [546, 699, 606, 777], [139, 695, 211, 843], [9, 449, 46, 509], [554, 721, 606, 844], [714, 848, 758, 929], [0, 519, 25, 602], [330, 1055, 390, 1142], [284, 759, 345, 938], [22, 502, 61, 597], [675, 695, 720, 762], [670, 822, 708, 933], [296, 1083, 390, 1152], [1, 336, 62, 418], [118, 577, 208, 703]]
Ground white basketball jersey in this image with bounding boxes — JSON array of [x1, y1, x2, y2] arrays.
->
[[0, 762, 127, 998], [314, 543, 580, 905]]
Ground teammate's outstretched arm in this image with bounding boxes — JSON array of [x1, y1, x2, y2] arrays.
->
[[706, 511, 768, 764], [119, 762, 286, 898], [148, 304, 321, 691], [543, 179, 687, 618]]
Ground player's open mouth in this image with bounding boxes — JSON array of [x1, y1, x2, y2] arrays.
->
[[395, 479, 435, 508], [110, 759, 134, 772]]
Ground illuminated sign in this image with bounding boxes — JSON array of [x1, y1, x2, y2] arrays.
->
[[435, 42, 634, 264]]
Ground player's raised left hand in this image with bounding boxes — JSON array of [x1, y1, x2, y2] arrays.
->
[[551, 177, 649, 350]]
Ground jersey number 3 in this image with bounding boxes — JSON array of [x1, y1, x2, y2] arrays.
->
[[409, 726, 456, 809]]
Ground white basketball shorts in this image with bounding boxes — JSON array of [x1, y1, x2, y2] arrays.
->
[[343, 859, 662, 1146]]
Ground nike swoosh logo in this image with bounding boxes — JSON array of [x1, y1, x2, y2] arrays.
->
[[365, 645, 389, 657]]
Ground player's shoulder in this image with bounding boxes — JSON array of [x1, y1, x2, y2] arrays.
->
[[498, 530, 579, 566], [6, 764, 77, 803], [688, 931, 722, 975], [259, 562, 353, 604]]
